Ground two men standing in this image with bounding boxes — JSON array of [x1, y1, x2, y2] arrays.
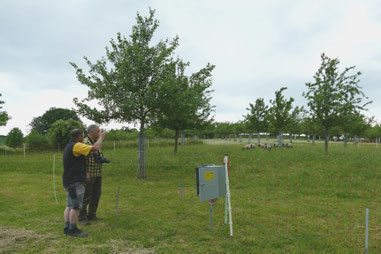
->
[[62, 128, 105, 237]]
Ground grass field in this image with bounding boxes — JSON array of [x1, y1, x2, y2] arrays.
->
[[0, 140, 379, 253]]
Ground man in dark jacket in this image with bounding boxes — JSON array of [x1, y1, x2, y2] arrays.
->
[[63, 128, 105, 237]]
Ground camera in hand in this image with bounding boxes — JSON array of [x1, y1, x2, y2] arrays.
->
[[99, 157, 110, 163], [95, 153, 111, 163]]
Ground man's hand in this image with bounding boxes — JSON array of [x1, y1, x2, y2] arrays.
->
[[87, 173, 91, 181], [91, 132, 106, 151]]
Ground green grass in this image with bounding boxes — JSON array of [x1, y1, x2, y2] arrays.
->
[[0, 141, 380, 253]]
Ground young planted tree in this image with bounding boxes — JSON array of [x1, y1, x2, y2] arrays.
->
[[244, 98, 269, 144], [155, 60, 215, 154], [269, 87, 294, 144], [70, 9, 179, 178], [0, 93, 10, 127], [303, 53, 371, 154]]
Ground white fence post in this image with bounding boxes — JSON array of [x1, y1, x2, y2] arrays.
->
[[365, 208, 369, 254]]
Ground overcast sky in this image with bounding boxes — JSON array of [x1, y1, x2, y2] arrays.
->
[[1, 0, 381, 135]]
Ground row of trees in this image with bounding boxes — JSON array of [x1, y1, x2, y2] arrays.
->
[[199, 119, 381, 142], [241, 53, 371, 154]]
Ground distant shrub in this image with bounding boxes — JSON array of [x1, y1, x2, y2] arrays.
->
[[48, 119, 85, 147], [5, 128, 24, 148], [26, 130, 51, 151]]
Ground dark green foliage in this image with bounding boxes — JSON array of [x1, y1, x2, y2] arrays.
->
[[29, 107, 81, 134], [213, 122, 236, 137], [25, 129, 50, 150], [5, 127, 23, 148], [0, 93, 10, 127], [48, 119, 85, 148], [365, 123, 381, 141]]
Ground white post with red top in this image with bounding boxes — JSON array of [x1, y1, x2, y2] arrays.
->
[[224, 154, 233, 236]]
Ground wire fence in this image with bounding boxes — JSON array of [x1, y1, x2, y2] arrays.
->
[[0, 140, 379, 252]]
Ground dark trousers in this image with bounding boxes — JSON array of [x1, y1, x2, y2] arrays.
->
[[79, 176, 102, 220]]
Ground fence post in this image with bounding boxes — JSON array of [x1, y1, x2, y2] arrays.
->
[[224, 154, 233, 236], [115, 186, 120, 216], [210, 201, 213, 231], [52, 153, 58, 205], [23, 143, 26, 158], [137, 135, 147, 179], [179, 182, 183, 201], [365, 207, 369, 254]]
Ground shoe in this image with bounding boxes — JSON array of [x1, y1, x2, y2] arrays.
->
[[64, 227, 69, 235], [68, 227, 88, 237], [88, 217, 103, 221], [78, 219, 90, 225]]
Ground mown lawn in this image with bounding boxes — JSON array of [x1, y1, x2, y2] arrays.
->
[[0, 141, 379, 253]]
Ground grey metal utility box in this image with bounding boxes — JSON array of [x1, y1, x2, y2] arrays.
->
[[196, 165, 227, 202]]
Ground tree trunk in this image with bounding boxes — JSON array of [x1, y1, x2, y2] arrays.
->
[[174, 129, 179, 154], [324, 127, 329, 155], [137, 123, 146, 179], [344, 133, 347, 147], [257, 133, 260, 144]]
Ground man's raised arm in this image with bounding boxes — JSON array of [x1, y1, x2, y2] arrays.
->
[[91, 132, 105, 151]]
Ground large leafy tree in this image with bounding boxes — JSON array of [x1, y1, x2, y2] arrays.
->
[[30, 107, 81, 134], [269, 87, 294, 136], [155, 60, 215, 154], [303, 53, 371, 154], [70, 9, 179, 178], [0, 93, 10, 127], [244, 98, 269, 143]]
